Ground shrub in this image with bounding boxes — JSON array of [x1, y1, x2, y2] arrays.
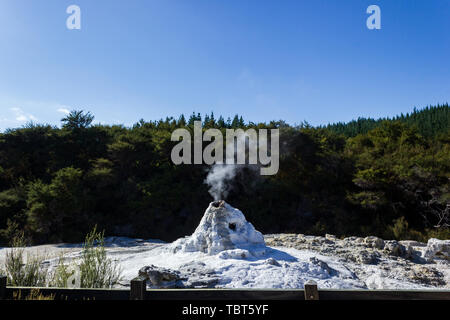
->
[[50, 253, 78, 288], [388, 217, 426, 242], [79, 227, 122, 288], [425, 227, 450, 240], [50, 227, 122, 289], [2, 233, 48, 287]]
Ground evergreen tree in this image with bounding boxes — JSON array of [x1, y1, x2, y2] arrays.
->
[[231, 115, 240, 128], [178, 114, 186, 126], [61, 110, 94, 130], [217, 116, 225, 128]]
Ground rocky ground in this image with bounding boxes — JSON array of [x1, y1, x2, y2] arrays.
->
[[264, 233, 450, 289], [1, 233, 449, 290], [1, 200, 449, 290], [134, 201, 450, 290]]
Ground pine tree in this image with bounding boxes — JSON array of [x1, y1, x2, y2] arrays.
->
[[217, 116, 225, 128], [188, 112, 196, 125], [239, 116, 245, 127], [231, 115, 240, 128], [203, 114, 210, 126], [226, 117, 232, 128], [178, 114, 186, 126]]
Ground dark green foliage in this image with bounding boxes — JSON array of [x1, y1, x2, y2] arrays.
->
[[0, 105, 448, 244], [61, 110, 94, 130], [326, 104, 450, 138], [25, 167, 90, 243]]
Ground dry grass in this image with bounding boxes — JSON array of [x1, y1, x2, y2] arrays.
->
[[12, 288, 55, 300]]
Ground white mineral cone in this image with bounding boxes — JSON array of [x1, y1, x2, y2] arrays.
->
[[169, 200, 266, 256]]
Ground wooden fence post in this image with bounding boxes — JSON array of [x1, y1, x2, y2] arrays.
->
[[130, 276, 147, 300], [0, 275, 6, 300], [304, 280, 319, 300]]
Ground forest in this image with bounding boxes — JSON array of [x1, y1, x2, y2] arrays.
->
[[0, 104, 448, 245]]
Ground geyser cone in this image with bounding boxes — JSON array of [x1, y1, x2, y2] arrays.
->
[[170, 200, 266, 256]]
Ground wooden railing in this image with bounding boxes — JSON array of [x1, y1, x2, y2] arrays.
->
[[1, 275, 450, 300]]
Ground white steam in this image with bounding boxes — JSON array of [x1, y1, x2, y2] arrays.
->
[[204, 131, 264, 200], [204, 163, 238, 201]]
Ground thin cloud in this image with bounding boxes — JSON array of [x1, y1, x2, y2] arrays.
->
[[10, 107, 38, 122], [57, 108, 71, 115]]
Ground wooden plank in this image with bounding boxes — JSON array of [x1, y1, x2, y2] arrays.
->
[[318, 289, 450, 300], [145, 289, 305, 300], [146, 288, 450, 301], [304, 280, 319, 300], [0, 275, 6, 300], [3, 286, 450, 301], [130, 276, 147, 300], [5, 287, 130, 301]]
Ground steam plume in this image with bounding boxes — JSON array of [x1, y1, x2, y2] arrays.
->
[[204, 163, 238, 200]]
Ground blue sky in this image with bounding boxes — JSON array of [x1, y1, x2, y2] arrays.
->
[[0, 0, 449, 131]]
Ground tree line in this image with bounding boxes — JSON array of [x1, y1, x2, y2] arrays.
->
[[0, 105, 448, 245], [325, 103, 450, 138]]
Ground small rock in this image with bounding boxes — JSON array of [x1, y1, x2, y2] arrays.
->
[[356, 250, 379, 265], [344, 236, 364, 244], [309, 257, 336, 275], [179, 261, 215, 275], [218, 249, 252, 260], [408, 265, 445, 286], [186, 277, 220, 288], [139, 265, 181, 286], [399, 240, 426, 247], [364, 236, 385, 250], [265, 258, 281, 266], [325, 234, 337, 241], [383, 240, 406, 257], [424, 238, 450, 260]]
